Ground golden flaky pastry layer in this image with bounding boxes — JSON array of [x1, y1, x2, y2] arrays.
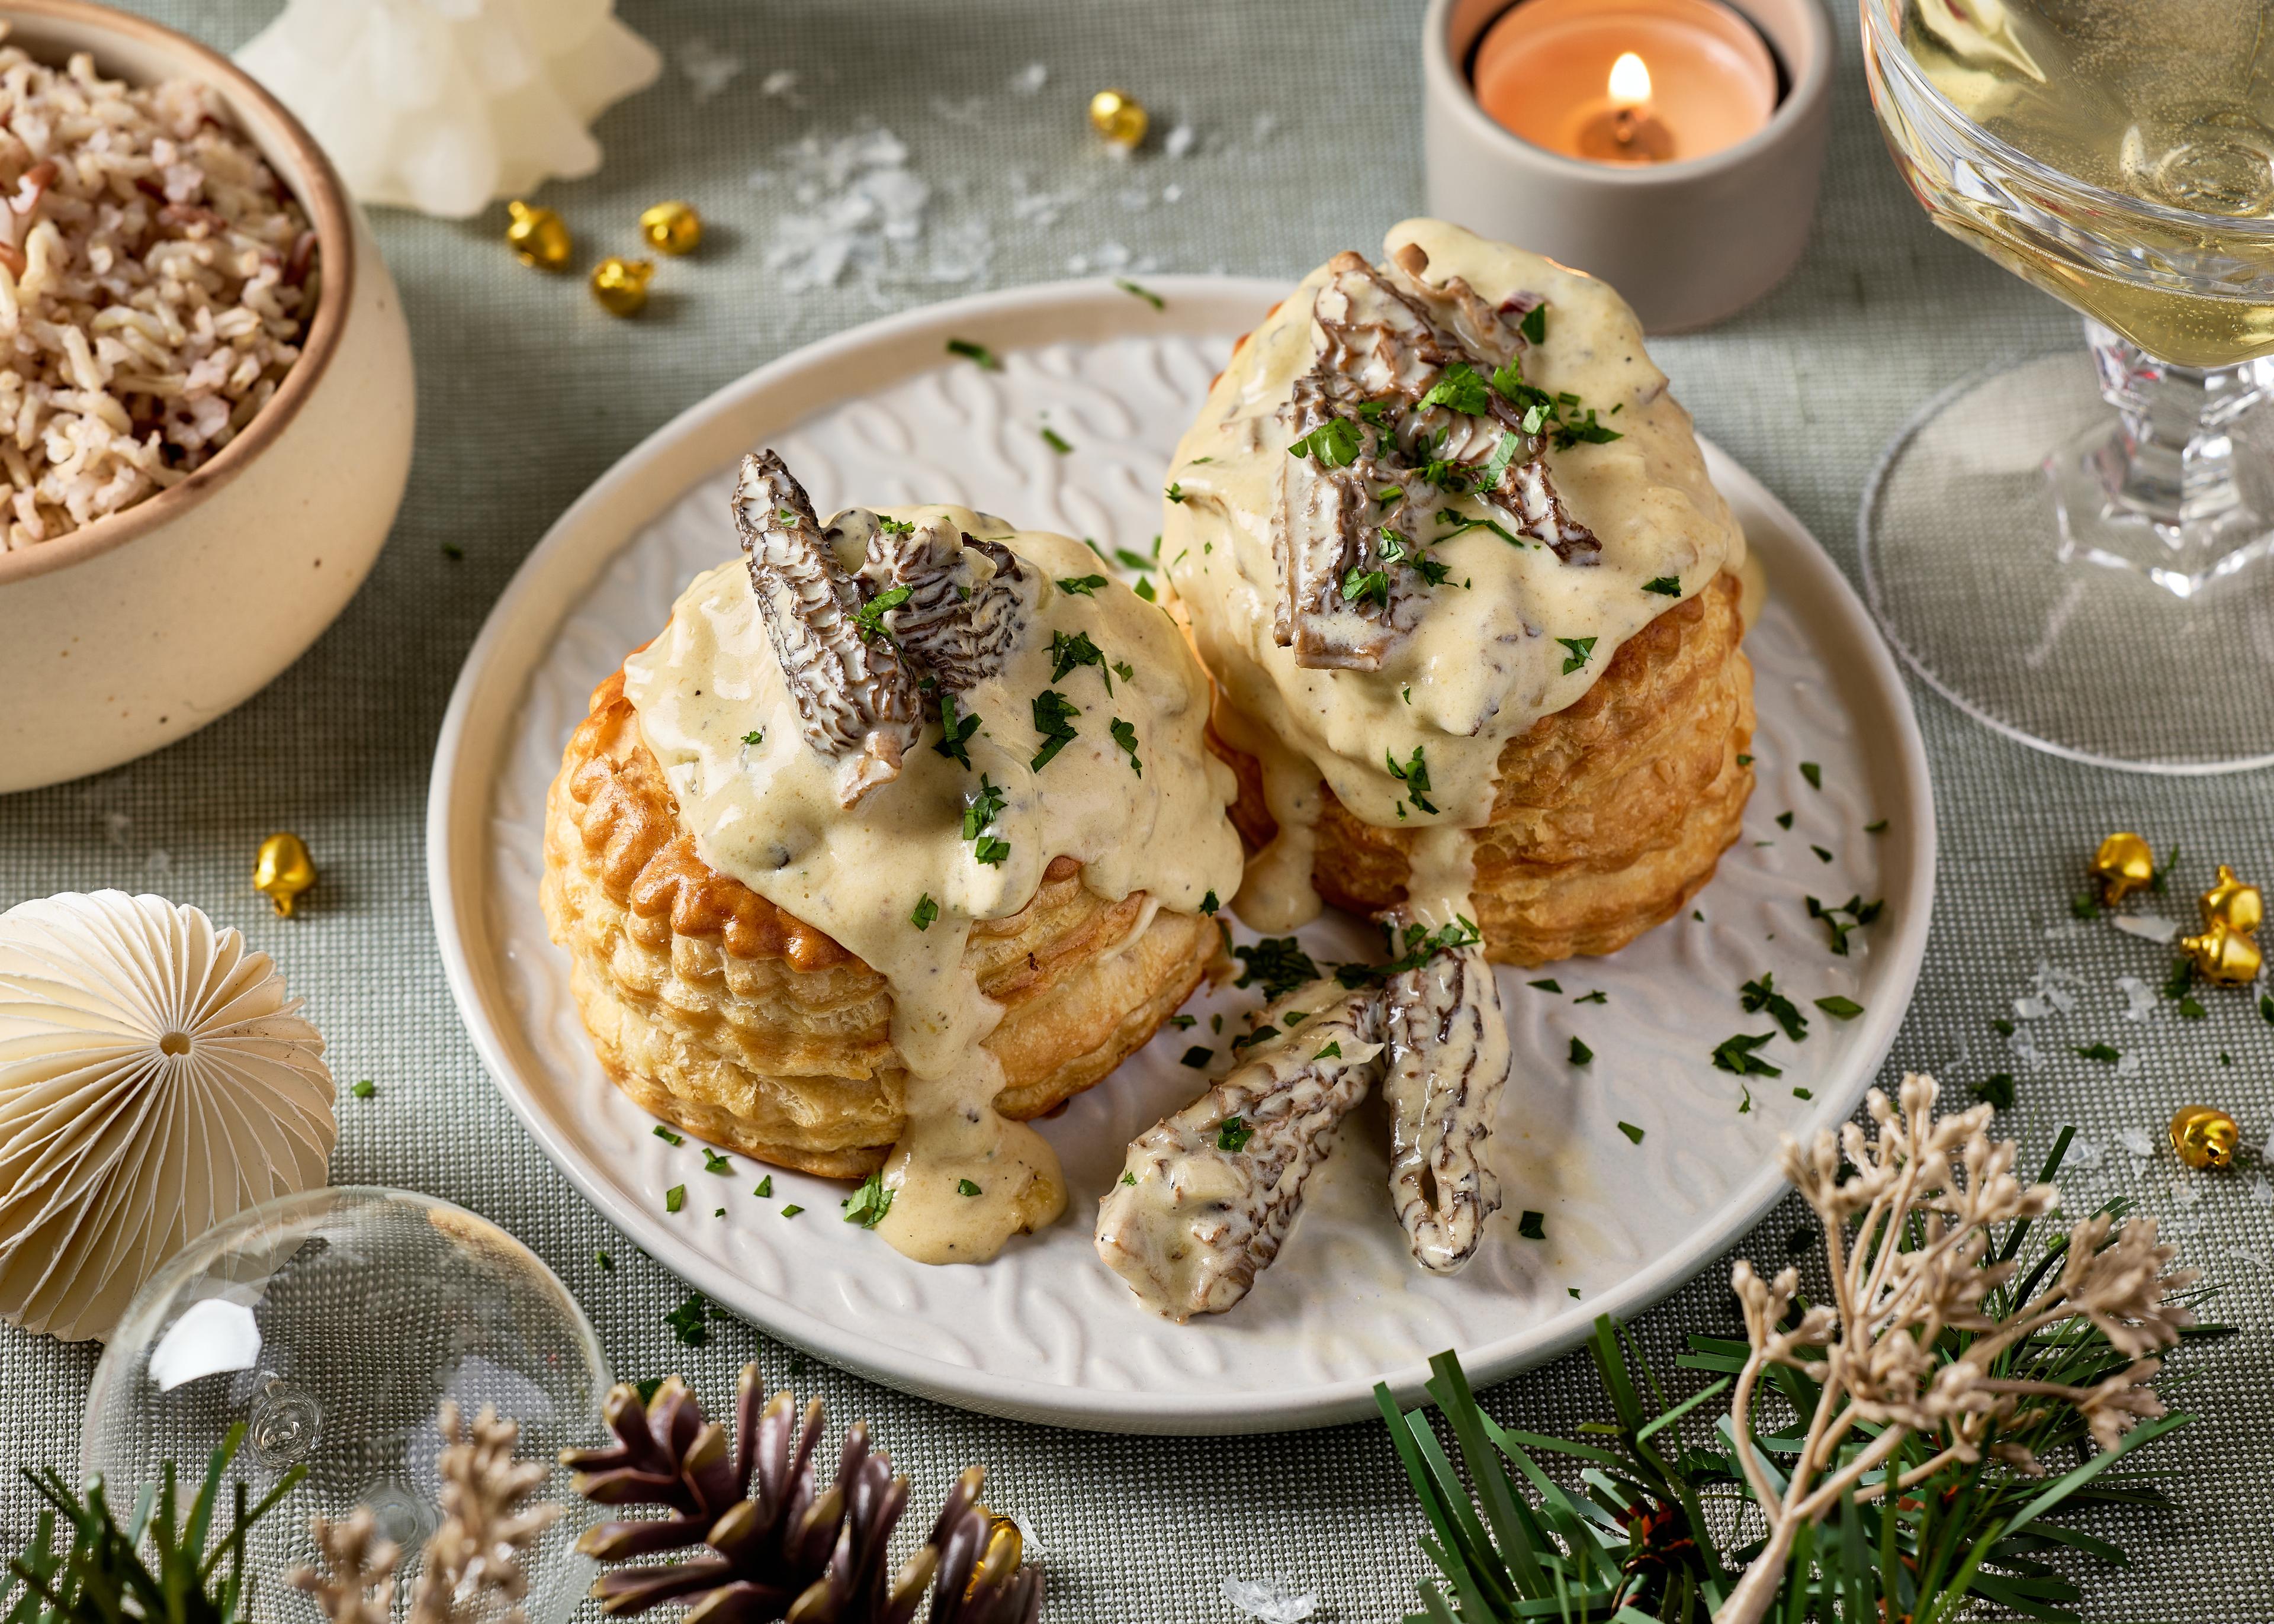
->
[[542, 668, 1220, 1177], [1217, 573, 1754, 966]]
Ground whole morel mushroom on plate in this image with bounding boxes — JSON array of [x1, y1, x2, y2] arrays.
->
[[561, 1368, 1041, 1624]]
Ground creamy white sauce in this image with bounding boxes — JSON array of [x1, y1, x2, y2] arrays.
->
[[1162, 218, 1746, 930], [625, 507, 1245, 1264]]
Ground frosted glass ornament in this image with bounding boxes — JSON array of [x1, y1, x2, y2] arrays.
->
[[0, 891, 335, 1342], [237, 0, 662, 220]]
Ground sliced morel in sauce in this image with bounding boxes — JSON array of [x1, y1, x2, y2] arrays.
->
[[1095, 981, 1382, 1320], [732, 449, 921, 809], [1380, 927, 1512, 1274], [852, 513, 1029, 697]]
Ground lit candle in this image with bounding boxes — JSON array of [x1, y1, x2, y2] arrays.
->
[[1472, 0, 1779, 168]]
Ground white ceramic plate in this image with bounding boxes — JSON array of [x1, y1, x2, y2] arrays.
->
[[429, 278, 1934, 1435]]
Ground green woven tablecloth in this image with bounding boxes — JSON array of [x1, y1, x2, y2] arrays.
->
[[5, 2, 2269, 1617]]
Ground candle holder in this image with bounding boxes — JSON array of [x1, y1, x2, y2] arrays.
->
[[1422, 0, 1833, 332]]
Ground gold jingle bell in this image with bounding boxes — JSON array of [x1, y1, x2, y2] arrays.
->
[[253, 832, 316, 918], [1088, 88, 1148, 149], [2181, 919, 2263, 985], [2199, 863, 2263, 937], [2169, 1104, 2240, 1170], [962, 1509, 1023, 1601], [2088, 831, 2156, 904], [639, 200, 704, 256], [505, 200, 571, 270], [590, 256, 654, 316]]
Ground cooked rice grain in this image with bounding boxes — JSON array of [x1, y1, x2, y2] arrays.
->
[[0, 35, 314, 550]]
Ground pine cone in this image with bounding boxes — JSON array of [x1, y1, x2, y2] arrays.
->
[[562, 1367, 1041, 1624]]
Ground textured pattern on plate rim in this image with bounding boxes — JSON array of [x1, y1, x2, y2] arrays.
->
[[471, 314, 1927, 1426]]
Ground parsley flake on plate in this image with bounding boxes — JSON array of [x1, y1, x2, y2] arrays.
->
[[1617, 1121, 1645, 1144], [351, 1079, 375, 1099], [1181, 1046, 1212, 1069], [664, 1293, 709, 1347], [1568, 1037, 1592, 1066], [664, 1184, 686, 1213], [1739, 973, 1808, 1042], [755, 1175, 773, 1198], [1529, 978, 1562, 993], [1800, 761, 1823, 790], [1518, 1210, 1547, 1240], [1974, 1073, 2016, 1109], [843, 1172, 894, 1227], [1711, 1033, 1782, 1077], [1040, 427, 1073, 455], [946, 337, 999, 369], [1114, 277, 1164, 309], [1814, 995, 1864, 1020], [653, 1124, 685, 1146], [702, 1149, 732, 1175], [1234, 937, 1320, 999]]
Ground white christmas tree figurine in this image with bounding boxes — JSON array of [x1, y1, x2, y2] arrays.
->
[[237, 0, 662, 220]]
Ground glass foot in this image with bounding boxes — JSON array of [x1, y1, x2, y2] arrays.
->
[[1861, 348, 2274, 774]]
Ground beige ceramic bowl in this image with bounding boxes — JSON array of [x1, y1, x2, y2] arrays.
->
[[0, 0, 415, 795]]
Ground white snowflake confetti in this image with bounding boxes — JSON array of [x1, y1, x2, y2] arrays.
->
[[680, 40, 744, 103], [2115, 1051, 2141, 1078], [932, 95, 985, 127], [1009, 62, 1048, 95], [2238, 1247, 2274, 1275], [1221, 1577, 1317, 1623], [2252, 1175, 2272, 1207], [2008, 1031, 2047, 1071], [2114, 975, 2158, 1022], [1007, 1511, 1046, 1559], [2119, 1127, 2155, 1158], [2067, 1135, 2105, 1170], [1252, 111, 1279, 142], [1164, 122, 1197, 158], [2113, 913, 2180, 944], [760, 68, 799, 97]]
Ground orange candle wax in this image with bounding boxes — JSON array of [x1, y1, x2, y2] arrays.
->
[[1473, 0, 1778, 167]]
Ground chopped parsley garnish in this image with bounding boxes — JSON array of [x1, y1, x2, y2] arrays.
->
[[876, 516, 916, 536], [1434, 506, 1525, 549], [1814, 995, 1864, 1020], [1738, 1085, 1753, 1114], [596, 1250, 614, 1271], [1865, 819, 1888, 834], [2076, 1043, 2120, 1063], [1477, 430, 1523, 491], [1040, 427, 1074, 455], [2179, 995, 2208, 1020], [1120, 1171, 1137, 1186], [1791, 1088, 1813, 1101], [1737, 753, 1754, 766], [1556, 636, 1597, 674], [351, 1079, 375, 1099], [1216, 1117, 1254, 1153], [946, 337, 999, 369], [958, 1178, 984, 1197], [441, 542, 464, 561], [1740, 973, 1807, 1042], [653, 1124, 685, 1146], [910, 893, 939, 931], [1518, 1210, 1547, 1240], [1519, 304, 1547, 345], [1231, 1025, 1279, 1052], [1617, 1121, 1645, 1144], [664, 1293, 709, 1347], [1811, 845, 1835, 864], [1181, 1046, 1212, 1068], [741, 729, 765, 747], [1336, 916, 1484, 985], [1418, 361, 1491, 416], [1342, 565, 1389, 607], [1711, 1033, 1782, 1077], [1133, 576, 1157, 602], [702, 1149, 733, 1175], [1165, 481, 1188, 503], [852, 584, 911, 643], [1234, 936, 1321, 999], [1800, 762, 1823, 790], [843, 1172, 894, 1227], [781, 1204, 804, 1218], [1382, 531, 1452, 586], [1642, 575, 1682, 596], [1114, 277, 1164, 309], [1552, 409, 1622, 449], [933, 693, 981, 767], [2262, 992, 2274, 1025], [1806, 895, 1884, 956], [1056, 573, 1108, 596], [1315, 1041, 1343, 1060], [1030, 689, 1081, 770], [1573, 989, 1606, 1005], [1530, 979, 1562, 993], [1115, 546, 1154, 572], [972, 835, 1010, 865], [1170, 1014, 1196, 1029], [1568, 1037, 1592, 1065], [963, 776, 1009, 865], [1992, 1017, 2015, 1037], [1974, 1073, 2016, 1109], [1385, 744, 1438, 814], [1288, 417, 1363, 467], [755, 1175, 773, 1198], [1051, 629, 1112, 690], [2163, 957, 2193, 999], [664, 1184, 686, 1213], [1776, 812, 1794, 829], [1110, 716, 1142, 775]]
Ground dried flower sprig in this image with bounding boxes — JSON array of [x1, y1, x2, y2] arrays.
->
[[1716, 1075, 2195, 1623], [288, 1508, 397, 1624], [564, 1366, 1040, 1624], [1374, 1075, 2215, 1624]]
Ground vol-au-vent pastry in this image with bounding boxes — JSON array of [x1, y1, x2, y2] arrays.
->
[[1163, 217, 1756, 967], [542, 451, 1245, 1265]]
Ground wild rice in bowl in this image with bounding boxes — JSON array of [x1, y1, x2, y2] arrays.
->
[[0, 32, 316, 551]]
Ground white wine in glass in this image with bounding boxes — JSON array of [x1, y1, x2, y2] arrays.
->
[[1862, 0, 2274, 771]]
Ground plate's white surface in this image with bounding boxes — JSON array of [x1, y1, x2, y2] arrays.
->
[[429, 278, 1934, 1434]]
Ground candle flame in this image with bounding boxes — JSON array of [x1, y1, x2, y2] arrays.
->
[[1607, 51, 1652, 105]]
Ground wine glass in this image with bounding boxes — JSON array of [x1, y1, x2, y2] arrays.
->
[[82, 1187, 611, 1624], [1859, 0, 2274, 772]]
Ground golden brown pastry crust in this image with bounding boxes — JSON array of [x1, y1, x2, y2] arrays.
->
[[542, 668, 1219, 1176], [1216, 573, 1753, 966]]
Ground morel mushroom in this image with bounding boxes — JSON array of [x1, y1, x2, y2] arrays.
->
[[1380, 930, 1511, 1275], [564, 1368, 1041, 1624]]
